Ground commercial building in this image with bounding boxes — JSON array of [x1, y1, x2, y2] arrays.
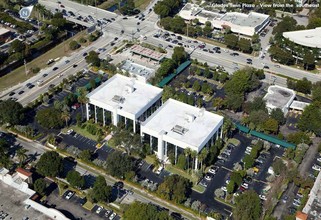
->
[[120, 59, 155, 83], [130, 45, 165, 63], [283, 27, 321, 49], [0, 28, 11, 44], [302, 170, 321, 219], [86, 74, 163, 133], [263, 85, 296, 115], [140, 99, 224, 169], [283, 28, 321, 58], [179, 3, 270, 36]]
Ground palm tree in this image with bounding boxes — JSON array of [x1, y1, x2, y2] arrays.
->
[[16, 148, 28, 166], [61, 111, 71, 127], [54, 100, 62, 110], [198, 148, 208, 171], [184, 147, 192, 171], [77, 87, 89, 120], [191, 150, 197, 170]]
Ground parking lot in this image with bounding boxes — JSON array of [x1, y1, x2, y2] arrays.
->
[[286, 111, 301, 130], [0, 181, 48, 220]]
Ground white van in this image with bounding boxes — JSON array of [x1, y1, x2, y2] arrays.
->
[[155, 166, 163, 175]]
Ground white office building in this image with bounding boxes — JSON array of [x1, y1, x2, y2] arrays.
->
[[86, 74, 163, 132], [263, 85, 296, 115], [179, 3, 270, 36], [141, 99, 224, 169]]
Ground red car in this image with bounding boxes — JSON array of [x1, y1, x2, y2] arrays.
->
[[72, 103, 80, 110]]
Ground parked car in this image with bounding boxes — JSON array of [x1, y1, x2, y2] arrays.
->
[[96, 206, 103, 214], [208, 166, 219, 174], [259, 194, 267, 201], [204, 173, 213, 181], [65, 191, 75, 200], [312, 164, 321, 171], [109, 213, 117, 220], [155, 166, 163, 175], [241, 183, 249, 189], [9, 92, 15, 96]]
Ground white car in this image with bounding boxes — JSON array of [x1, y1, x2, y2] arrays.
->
[[65, 191, 74, 200], [221, 186, 227, 192], [312, 164, 321, 171], [208, 166, 219, 174], [66, 129, 74, 135], [205, 174, 213, 181], [96, 206, 103, 214], [109, 213, 116, 220], [241, 183, 249, 189], [155, 166, 163, 175], [259, 194, 267, 201], [317, 157, 321, 163]]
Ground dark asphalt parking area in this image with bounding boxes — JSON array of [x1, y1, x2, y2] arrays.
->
[[59, 133, 97, 151]]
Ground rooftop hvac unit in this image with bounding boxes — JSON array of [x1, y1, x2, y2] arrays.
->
[[185, 113, 195, 123], [172, 125, 188, 135], [125, 84, 135, 93], [198, 108, 205, 117], [112, 95, 124, 103]]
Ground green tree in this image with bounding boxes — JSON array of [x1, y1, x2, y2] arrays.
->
[[36, 107, 64, 129], [69, 40, 79, 50], [85, 51, 100, 66], [105, 151, 133, 178], [230, 172, 243, 186], [263, 118, 279, 134], [238, 38, 252, 53], [243, 155, 254, 169], [88, 175, 112, 203], [234, 190, 262, 220], [312, 81, 321, 102], [177, 154, 186, 170], [77, 87, 89, 120], [78, 149, 92, 161], [298, 104, 321, 136], [0, 99, 25, 125], [162, 86, 175, 102], [36, 151, 63, 177], [227, 180, 235, 194], [16, 148, 28, 166], [296, 77, 312, 94], [270, 108, 286, 125], [66, 170, 85, 189], [272, 158, 284, 175], [9, 39, 25, 54], [123, 201, 173, 220], [34, 178, 47, 196], [224, 34, 238, 49], [286, 131, 311, 145], [172, 46, 187, 65], [157, 174, 192, 203], [61, 111, 71, 127], [303, 51, 315, 70], [192, 81, 201, 92]]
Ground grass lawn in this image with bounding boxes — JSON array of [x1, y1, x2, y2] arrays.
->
[[145, 155, 156, 165], [0, 30, 87, 92], [165, 165, 198, 185], [70, 124, 99, 141], [134, 0, 152, 10], [83, 201, 94, 211], [228, 138, 241, 146], [196, 37, 227, 48], [192, 184, 206, 193], [215, 197, 235, 208]]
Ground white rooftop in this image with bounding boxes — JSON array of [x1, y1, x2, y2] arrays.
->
[[0, 28, 10, 36], [283, 27, 321, 48], [121, 60, 155, 79], [141, 99, 224, 150], [87, 74, 163, 117], [290, 100, 310, 111], [263, 85, 296, 110]]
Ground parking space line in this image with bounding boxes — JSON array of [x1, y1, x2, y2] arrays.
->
[[253, 179, 268, 184], [221, 166, 233, 172]]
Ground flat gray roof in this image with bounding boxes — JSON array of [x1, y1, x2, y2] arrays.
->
[[220, 12, 269, 28], [141, 99, 223, 149], [121, 60, 155, 78], [0, 28, 10, 36], [87, 74, 163, 116], [263, 85, 296, 110], [0, 181, 47, 220], [283, 27, 321, 48]]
